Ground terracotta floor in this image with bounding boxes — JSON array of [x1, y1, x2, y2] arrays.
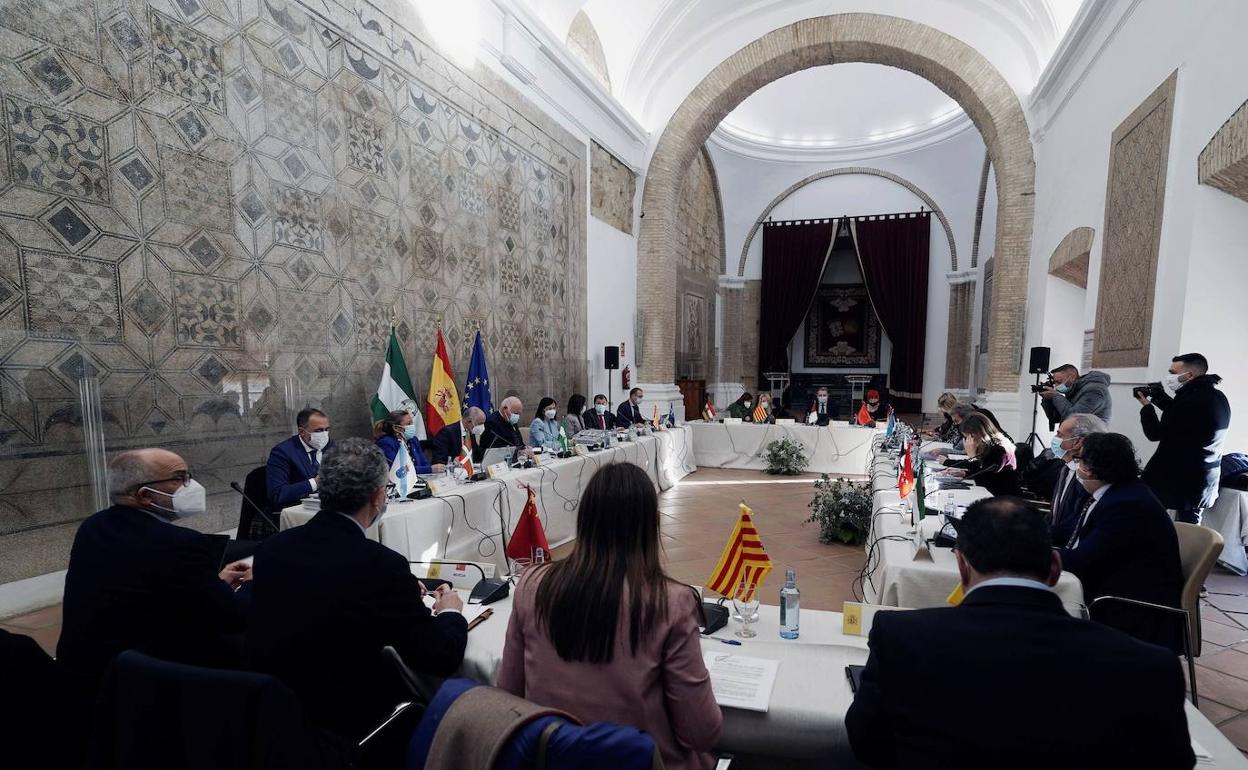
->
[[6, 466, 1248, 756]]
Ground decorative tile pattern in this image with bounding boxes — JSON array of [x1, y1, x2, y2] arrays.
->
[[21, 251, 121, 342], [279, 304, 325, 351], [6, 97, 109, 202], [105, 12, 146, 58], [161, 146, 230, 228], [149, 9, 225, 114], [125, 282, 172, 336], [263, 74, 317, 148], [173, 274, 241, 347], [17, 48, 81, 101], [273, 187, 323, 252], [346, 112, 385, 176], [0, 0, 98, 59]]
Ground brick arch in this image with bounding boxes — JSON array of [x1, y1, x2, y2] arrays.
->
[[637, 14, 1035, 392], [735, 167, 959, 276]]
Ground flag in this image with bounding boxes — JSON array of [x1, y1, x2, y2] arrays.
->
[[946, 582, 965, 606], [752, 402, 767, 422], [372, 327, 427, 439], [856, 401, 872, 426], [652, 403, 660, 429], [463, 330, 493, 413], [558, 425, 569, 453], [898, 441, 915, 499], [456, 442, 474, 477], [506, 485, 550, 560], [701, 398, 716, 421], [915, 452, 927, 521], [706, 503, 773, 602], [666, 403, 676, 427], [388, 440, 416, 497], [885, 406, 896, 436], [424, 328, 461, 438]]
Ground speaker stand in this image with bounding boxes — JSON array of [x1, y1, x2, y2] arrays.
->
[[1024, 372, 1044, 452]]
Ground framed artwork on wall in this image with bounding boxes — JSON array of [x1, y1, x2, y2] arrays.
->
[[804, 284, 881, 368]]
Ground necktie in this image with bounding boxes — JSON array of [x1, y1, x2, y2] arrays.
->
[[1067, 495, 1095, 549], [308, 449, 319, 474]]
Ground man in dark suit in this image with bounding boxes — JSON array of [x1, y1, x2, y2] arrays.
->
[[807, 386, 833, 426], [58, 449, 251, 687], [1048, 413, 1106, 547], [430, 406, 486, 465], [1059, 432, 1185, 649], [616, 387, 646, 425], [476, 396, 532, 463], [247, 438, 467, 743], [846, 496, 1194, 770], [583, 393, 617, 431], [266, 407, 332, 509], [1138, 352, 1232, 524]]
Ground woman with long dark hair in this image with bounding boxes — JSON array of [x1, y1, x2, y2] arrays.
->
[[528, 396, 560, 451], [939, 412, 1019, 496], [497, 463, 721, 769]]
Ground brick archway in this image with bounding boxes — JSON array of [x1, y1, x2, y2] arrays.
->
[[637, 14, 1034, 393]]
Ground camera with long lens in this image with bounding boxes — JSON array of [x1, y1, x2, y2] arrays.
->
[[1030, 377, 1055, 395]]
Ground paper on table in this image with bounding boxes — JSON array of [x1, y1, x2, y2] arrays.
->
[[702, 652, 779, 712], [1191, 738, 1214, 765]]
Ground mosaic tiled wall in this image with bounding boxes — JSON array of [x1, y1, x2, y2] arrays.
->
[[673, 147, 723, 381], [589, 140, 633, 234], [0, 0, 586, 582]]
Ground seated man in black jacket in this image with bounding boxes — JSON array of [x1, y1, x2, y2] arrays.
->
[[846, 496, 1194, 770], [58, 449, 251, 687], [1048, 413, 1106, 547], [429, 406, 486, 465], [582, 393, 617, 431], [476, 395, 534, 463], [246, 438, 467, 743]]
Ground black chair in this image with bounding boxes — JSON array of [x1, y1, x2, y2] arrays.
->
[[238, 465, 278, 542], [1, 628, 90, 768]]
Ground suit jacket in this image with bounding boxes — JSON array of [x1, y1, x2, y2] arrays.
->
[[430, 422, 476, 465], [1058, 480, 1185, 649], [808, 401, 834, 426], [246, 511, 467, 741], [1141, 374, 1232, 509], [1049, 462, 1090, 547], [617, 400, 645, 426], [582, 408, 617, 431], [376, 434, 435, 473], [845, 585, 1194, 770], [267, 435, 332, 509], [57, 505, 249, 686], [477, 411, 524, 463]]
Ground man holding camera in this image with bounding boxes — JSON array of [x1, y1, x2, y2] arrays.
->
[[1039, 364, 1112, 423], [1136, 353, 1231, 524]]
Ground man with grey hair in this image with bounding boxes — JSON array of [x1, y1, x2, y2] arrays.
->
[[430, 404, 487, 465], [58, 448, 251, 685], [246, 438, 466, 744], [478, 395, 533, 462], [1049, 413, 1108, 546]]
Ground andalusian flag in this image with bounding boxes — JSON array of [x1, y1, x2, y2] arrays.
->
[[372, 328, 427, 439], [706, 503, 773, 602], [424, 328, 461, 438]]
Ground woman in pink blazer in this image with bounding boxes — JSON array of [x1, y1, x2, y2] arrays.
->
[[497, 463, 722, 770]]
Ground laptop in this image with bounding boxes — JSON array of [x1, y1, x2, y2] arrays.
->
[[480, 447, 517, 468]]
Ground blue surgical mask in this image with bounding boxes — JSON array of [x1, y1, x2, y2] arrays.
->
[[1050, 436, 1067, 460], [403, 424, 417, 440], [508, 412, 520, 425], [1055, 383, 1070, 394], [595, 404, 606, 414]]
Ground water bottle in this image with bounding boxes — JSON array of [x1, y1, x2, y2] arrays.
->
[[779, 567, 800, 639]]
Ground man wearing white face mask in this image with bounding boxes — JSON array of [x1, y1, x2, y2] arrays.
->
[[1047, 413, 1106, 547], [583, 393, 617, 431], [58, 448, 251, 686], [1137, 352, 1232, 525], [430, 406, 486, 465], [479, 395, 534, 463], [807, 386, 832, 426], [266, 407, 333, 509]]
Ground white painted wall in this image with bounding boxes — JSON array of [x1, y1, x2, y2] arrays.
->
[[1024, 0, 1248, 454], [710, 126, 996, 413], [585, 216, 638, 402]]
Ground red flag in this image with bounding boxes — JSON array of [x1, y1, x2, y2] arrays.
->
[[506, 486, 550, 560], [424, 328, 460, 437], [857, 401, 872, 426], [898, 441, 915, 498]]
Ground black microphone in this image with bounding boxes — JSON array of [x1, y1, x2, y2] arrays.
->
[[408, 559, 510, 605], [230, 481, 280, 536]]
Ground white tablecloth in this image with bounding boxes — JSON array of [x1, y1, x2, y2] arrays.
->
[[281, 427, 695, 572], [458, 595, 1241, 767], [690, 422, 879, 475], [1203, 487, 1248, 575]]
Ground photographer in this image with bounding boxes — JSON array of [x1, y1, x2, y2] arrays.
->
[[1039, 364, 1112, 423], [1136, 353, 1231, 524]]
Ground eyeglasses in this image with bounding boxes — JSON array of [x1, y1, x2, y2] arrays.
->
[[138, 471, 193, 488]]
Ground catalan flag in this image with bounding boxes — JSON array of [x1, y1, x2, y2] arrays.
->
[[706, 503, 773, 602], [752, 402, 766, 422]]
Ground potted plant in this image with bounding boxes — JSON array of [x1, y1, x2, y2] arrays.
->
[[762, 437, 808, 475], [805, 474, 872, 545]]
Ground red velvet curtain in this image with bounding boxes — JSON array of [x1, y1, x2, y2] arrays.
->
[[851, 213, 930, 412], [758, 220, 837, 386]]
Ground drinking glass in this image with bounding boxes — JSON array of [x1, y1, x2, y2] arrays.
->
[[511, 557, 532, 578], [732, 582, 761, 638]]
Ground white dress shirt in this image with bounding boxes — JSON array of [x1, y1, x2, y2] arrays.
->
[[1071, 483, 1112, 548]]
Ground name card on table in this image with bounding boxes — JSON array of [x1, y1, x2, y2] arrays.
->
[[775, 418, 795, 425], [842, 602, 908, 636], [723, 417, 743, 424], [486, 461, 510, 479], [427, 477, 455, 495], [574, 444, 590, 457]]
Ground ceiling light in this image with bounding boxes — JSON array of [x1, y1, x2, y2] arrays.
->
[[415, 0, 479, 68]]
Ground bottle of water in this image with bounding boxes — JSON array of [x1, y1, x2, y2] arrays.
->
[[779, 567, 800, 639]]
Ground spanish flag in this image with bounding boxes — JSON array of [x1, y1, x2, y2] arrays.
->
[[707, 503, 773, 602], [857, 401, 872, 425], [424, 328, 461, 437]]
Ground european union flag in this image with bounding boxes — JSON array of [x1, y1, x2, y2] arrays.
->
[[463, 330, 493, 413]]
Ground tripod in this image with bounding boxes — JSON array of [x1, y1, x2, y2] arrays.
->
[[1024, 371, 1045, 452]]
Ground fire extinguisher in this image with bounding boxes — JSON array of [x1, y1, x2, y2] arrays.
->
[[621, 365, 631, 390]]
